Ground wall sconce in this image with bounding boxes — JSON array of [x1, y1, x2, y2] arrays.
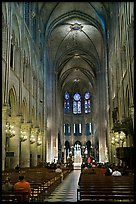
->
[[5, 122, 15, 138], [20, 131, 27, 142], [30, 135, 36, 144], [37, 138, 42, 146]]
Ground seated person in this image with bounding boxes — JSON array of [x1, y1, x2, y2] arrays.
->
[[55, 165, 62, 173], [105, 167, 112, 176], [90, 168, 96, 174], [2, 177, 13, 192], [82, 166, 88, 174], [14, 175, 31, 202], [55, 165, 63, 182], [112, 168, 122, 176], [100, 166, 107, 175]]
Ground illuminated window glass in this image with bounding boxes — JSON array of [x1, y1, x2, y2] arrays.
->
[[74, 123, 82, 136], [32, 16, 36, 41], [24, 2, 29, 26], [64, 124, 71, 136], [84, 92, 91, 113], [64, 91, 70, 113], [85, 123, 92, 135], [73, 92, 81, 114]]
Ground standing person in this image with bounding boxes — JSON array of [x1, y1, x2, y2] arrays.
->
[[14, 175, 31, 202], [2, 177, 13, 192], [55, 165, 63, 182]]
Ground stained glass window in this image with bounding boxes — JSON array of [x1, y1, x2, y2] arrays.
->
[[73, 92, 81, 114], [24, 2, 29, 26], [32, 16, 36, 41], [84, 92, 91, 113], [64, 91, 70, 113]]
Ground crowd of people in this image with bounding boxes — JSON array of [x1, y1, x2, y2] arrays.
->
[[81, 161, 125, 176]]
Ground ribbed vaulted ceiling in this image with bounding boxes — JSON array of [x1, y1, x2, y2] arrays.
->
[[39, 2, 109, 94]]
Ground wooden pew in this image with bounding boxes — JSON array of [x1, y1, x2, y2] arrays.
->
[[77, 174, 134, 202], [2, 191, 29, 202], [2, 167, 70, 202]]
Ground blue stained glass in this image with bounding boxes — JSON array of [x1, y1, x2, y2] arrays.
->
[[73, 93, 81, 114], [24, 2, 29, 26], [64, 91, 70, 113], [84, 92, 91, 113], [74, 93, 81, 101], [85, 92, 90, 99], [65, 91, 70, 100], [32, 16, 36, 41]]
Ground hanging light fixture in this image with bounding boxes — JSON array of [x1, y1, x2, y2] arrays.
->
[[5, 122, 15, 138], [20, 131, 27, 142], [30, 135, 36, 144], [37, 138, 42, 146]]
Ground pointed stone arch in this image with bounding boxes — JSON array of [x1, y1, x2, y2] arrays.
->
[[9, 86, 17, 117], [86, 140, 91, 157], [12, 13, 21, 46]]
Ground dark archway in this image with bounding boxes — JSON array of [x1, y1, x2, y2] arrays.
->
[[86, 140, 91, 157]]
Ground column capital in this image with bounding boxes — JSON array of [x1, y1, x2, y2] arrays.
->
[[2, 105, 11, 118], [37, 130, 43, 137], [21, 122, 32, 131], [9, 115, 23, 125], [31, 127, 40, 134]]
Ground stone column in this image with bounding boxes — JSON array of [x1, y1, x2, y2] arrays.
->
[[46, 129, 51, 162], [30, 128, 39, 167], [37, 131, 43, 166], [64, 147, 66, 163], [20, 123, 31, 168], [41, 130, 45, 164], [128, 107, 134, 147], [2, 23, 8, 61], [2, 105, 10, 171], [8, 116, 22, 169]]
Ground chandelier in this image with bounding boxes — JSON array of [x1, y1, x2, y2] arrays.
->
[[20, 131, 27, 142], [30, 135, 36, 144], [5, 122, 15, 138], [37, 138, 42, 146]]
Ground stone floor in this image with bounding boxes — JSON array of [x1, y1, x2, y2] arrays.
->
[[44, 169, 81, 202]]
